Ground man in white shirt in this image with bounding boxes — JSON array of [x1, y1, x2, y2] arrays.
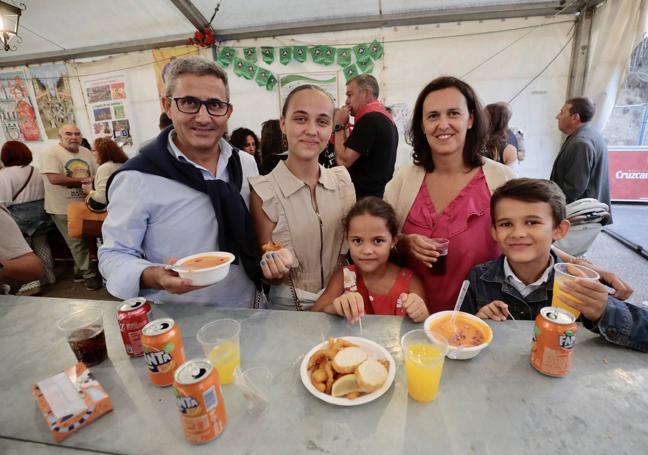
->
[[99, 57, 259, 306]]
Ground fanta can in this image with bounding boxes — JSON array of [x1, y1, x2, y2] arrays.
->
[[530, 307, 577, 377], [141, 318, 186, 387], [173, 359, 228, 444]]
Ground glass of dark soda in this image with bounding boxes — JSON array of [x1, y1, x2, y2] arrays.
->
[[57, 308, 108, 366], [430, 238, 449, 276]]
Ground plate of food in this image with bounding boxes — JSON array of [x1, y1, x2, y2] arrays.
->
[[300, 336, 396, 406]]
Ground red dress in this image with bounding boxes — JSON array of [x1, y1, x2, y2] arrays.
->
[[343, 265, 412, 316], [401, 169, 500, 314]]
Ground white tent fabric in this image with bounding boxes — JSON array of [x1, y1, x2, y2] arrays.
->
[[586, 0, 648, 129]]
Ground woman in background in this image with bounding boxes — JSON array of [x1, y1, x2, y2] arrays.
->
[[483, 102, 518, 168], [82, 137, 128, 211], [258, 119, 286, 175], [0, 141, 55, 293], [230, 127, 260, 167]]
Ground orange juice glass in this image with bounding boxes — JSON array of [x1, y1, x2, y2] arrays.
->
[[401, 329, 448, 403], [552, 263, 600, 318]]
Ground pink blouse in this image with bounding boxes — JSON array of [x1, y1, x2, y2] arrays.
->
[[401, 168, 500, 314]]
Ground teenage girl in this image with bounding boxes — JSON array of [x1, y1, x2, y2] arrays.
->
[[313, 197, 429, 322]]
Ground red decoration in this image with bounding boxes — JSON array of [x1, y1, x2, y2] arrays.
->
[[187, 27, 216, 48]]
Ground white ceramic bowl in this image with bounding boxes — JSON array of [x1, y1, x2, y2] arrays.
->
[[175, 252, 235, 286], [423, 311, 493, 360]]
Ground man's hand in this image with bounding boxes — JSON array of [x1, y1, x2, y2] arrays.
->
[[570, 258, 634, 301], [476, 300, 510, 321], [400, 234, 440, 269], [399, 292, 429, 322], [260, 248, 294, 281], [333, 292, 365, 322], [140, 257, 205, 294], [559, 278, 608, 323], [334, 106, 351, 126]]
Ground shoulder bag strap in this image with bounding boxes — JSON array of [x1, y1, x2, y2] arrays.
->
[[12, 166, 34, 201]]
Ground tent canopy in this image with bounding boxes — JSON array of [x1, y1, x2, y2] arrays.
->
[[0, 0, 602, 66]]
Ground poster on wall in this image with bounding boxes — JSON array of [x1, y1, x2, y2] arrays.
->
[[608, 147, 648, 202], [0, 70, 43, 142], [29, 63, 76, 139], [278, 72, 339, 112], [80, 74, 134, 145], [152, 46, 200, 109]]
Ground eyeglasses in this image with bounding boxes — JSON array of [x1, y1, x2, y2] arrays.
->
[[168, 96, 231, 116]]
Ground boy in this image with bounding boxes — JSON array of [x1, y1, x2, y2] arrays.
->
[[461, 178, 647, 352]]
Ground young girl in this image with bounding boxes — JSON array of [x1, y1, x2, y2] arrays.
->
[[313, 197, 429, 322]]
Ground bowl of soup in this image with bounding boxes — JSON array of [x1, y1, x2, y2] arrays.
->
[[423, 311, 493, 360], [174, 252, 235, 286]]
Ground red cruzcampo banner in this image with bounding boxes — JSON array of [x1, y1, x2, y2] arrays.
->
[[608, 147, 648, 202]]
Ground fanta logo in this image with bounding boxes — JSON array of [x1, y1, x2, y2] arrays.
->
[[144, 350, 172, 372], [176, 395, 199, 414], [559, 335, 575, 349]]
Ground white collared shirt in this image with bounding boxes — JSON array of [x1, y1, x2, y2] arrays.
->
[[503, 255, 555, 297]]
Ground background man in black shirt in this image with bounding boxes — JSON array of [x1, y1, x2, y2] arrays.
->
[[333, 74, 398, 198]]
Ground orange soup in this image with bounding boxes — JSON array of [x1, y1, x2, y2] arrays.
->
[[181, 255, 228, 270], [428, 314, 488, 347]]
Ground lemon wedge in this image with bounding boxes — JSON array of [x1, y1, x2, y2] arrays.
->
[[331, 373, 362, 397]]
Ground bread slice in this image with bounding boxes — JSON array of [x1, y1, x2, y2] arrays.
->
[[356, 359, 388, 393], [332, 347, 368, 374]]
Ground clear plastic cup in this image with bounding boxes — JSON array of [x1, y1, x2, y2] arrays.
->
[[552, 263, 600, 318], [401, 329, 448, 402], [196, 319, 241, 385], [430, 238, 449, 275], [57, 308, 107, 366], [234, 366, 272, 416]]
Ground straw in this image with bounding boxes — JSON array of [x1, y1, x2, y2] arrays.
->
[[449, 280, 470, 327]]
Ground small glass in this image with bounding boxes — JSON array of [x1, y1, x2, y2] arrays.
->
[[401, 329, 448, 403], [552, 263, 600, 318], [197, 319, 241, 385], [57, 308, 107, 366], [430, 238, 449, 275]]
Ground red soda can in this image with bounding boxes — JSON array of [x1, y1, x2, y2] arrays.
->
[[530, 307, 577, 377], [141, 318, 186, 387], [173, 359, 228, 444], [117, 297, 152, 357]]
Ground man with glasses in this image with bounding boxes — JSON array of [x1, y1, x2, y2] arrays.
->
[[551, 97, 611, 220], [40, 124, 100, 290], [99, 57, 260, 306]]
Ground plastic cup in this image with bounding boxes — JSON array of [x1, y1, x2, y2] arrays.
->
[[234, 366, 272, 416], [57, 308, 107, 366], [197, 319, 241, 385], [430, 238, 449, 275], [401, 329, 448, 402], [552, 263, 600, 318]]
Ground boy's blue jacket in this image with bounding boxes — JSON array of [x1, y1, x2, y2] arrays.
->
[[461, 253, 648, 352]]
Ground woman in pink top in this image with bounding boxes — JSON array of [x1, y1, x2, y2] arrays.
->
[[384, 77, 516, 313]]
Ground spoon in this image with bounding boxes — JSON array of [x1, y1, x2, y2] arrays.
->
[[149, 263, 202, 273], [449, 280, 470, 327]]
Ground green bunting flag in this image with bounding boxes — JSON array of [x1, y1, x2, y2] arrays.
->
[[356, 57, 374, 74], [310, 45, 325, 64], [242, 61, 257, 80], [293, 45, 307, 63], [256, 68, 271, 87], [323, 46, 335, 65], [266, 74, 278, 91], [218, 47, 236, 67], [342, 63, 360, 81], [261, 46, 275, 64], [243, 47, 257, 62], [369, 39, 384, 60], [337, 48, 352, 67], [279, 47, 292, 65], [233, 57, 246, 77], [353, 43, 370, 61]]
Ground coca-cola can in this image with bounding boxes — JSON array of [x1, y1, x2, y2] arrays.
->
[[117, 297, 153, 357]]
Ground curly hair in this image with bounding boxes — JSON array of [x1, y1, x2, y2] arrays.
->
[[230, 127, 260, 163], [93, 137, 128, 165], [407, 76, 487, 172]]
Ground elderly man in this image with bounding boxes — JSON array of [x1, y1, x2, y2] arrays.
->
[[40, 124, 99, 290], [99, 57, 260, 306], [550, 97, 612, 218], [333, 74, 398, 199]]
